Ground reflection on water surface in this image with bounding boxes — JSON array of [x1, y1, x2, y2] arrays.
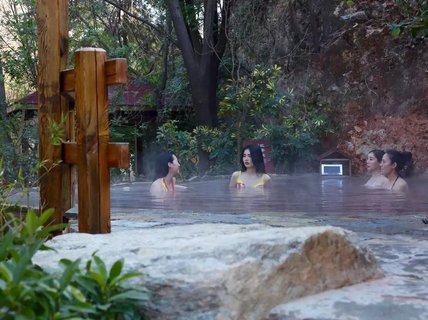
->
[[111, 175, 428, 216]]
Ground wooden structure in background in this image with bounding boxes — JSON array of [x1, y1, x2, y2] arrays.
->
[[37, 1, 129, 233], [318, 149, 351, 176], [12, 78, 157, 177]]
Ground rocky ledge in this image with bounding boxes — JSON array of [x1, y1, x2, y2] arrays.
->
[[33, 224, 382, 320]]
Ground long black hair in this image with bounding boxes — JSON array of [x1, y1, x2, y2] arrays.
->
[[384, 149, 413, 177], [240, 144, 266, 174], [369, 149, 384, 162], [153, 152, 174, 181]]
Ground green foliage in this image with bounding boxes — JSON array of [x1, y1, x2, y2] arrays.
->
[[68, 0, 166, 86], [0, 210, 148, 320], [155, 120, 198, 178], [0, 0, 38, 91], [219, 65, 286, 161], [219, 65, 334, 172], [390, 1, 428, 39], [255, 95, 334, 172], [0, 112, 38, 185], [0, 167, 148, 319], [162, 60, 192, 114], [341, 0, 354, 8], [48, 113, 68, 146], [155, 64, 334, 175], [193, 126, 236, 174], [152, 122, 236, 177]]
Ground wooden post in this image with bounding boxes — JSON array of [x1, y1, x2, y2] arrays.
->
[[62, 48, 129, 234], [36, 0, 72, 224]]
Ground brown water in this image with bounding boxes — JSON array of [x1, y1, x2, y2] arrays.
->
[[110, 175, 428, 216]]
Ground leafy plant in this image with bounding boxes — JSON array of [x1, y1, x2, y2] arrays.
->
[[193, 126, 236, 174], [0, 112, 38, 185], [0, 210, 148, 320], [219, 64, 288, 165], [155, 120, 198, 178], [219, 64, 333, 172], [390, 1, 428, 39], [47, 113, 68, 146], [255, 96, 334, 172]]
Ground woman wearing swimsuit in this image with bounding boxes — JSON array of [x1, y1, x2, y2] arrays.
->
[[229, 144, 271, 189], [364, 149, 388, 189], [150, 152, 185, 196], [380, 149, 412, 193]]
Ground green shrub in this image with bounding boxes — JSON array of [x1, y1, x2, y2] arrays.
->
[[391, 1, 428, 39], [0, 112, 38, 185], [219, 65, 334, 173], [0, 210, 148, 320], [155, 120, 198, 178], [193, 126, 236, 175]]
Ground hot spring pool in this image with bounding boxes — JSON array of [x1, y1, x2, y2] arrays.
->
[[111, 174, 428, 217]]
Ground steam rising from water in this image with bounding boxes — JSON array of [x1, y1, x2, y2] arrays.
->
[[111, 175, 427, 216]]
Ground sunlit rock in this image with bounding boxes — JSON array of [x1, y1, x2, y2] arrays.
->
[[34, 223, 382, 320]]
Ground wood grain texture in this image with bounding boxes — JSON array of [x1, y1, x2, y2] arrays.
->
[[61, 58, 127, 91], [107, 143, 129, 168], [37, 0, 71, 226], [73, 49, 130, 233], [75, 49, 102, 233], [105, 59, 128, 84]]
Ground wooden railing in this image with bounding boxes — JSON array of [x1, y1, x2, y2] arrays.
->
[[37, 1, 129, 234]]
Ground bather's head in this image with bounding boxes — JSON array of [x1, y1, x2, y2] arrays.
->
[[240, 144, 266, 174], [366, 149, 384, 174], [381, 149, 413, 178], [154, 152, 180, 180]]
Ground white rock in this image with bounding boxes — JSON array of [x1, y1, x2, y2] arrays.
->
[[34, 223, 382, 320]]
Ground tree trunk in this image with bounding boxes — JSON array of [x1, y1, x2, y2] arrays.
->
[[166, 0, 234, 173], [189, 56, 219, 127], [0, 60, 7, 118]]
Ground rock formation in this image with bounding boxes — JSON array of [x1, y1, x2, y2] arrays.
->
[[34, 223, 382, 319]]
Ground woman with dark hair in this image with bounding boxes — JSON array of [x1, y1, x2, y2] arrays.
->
[[229, 144, 271, 188], [364, 149, 388, 189], [380, 149, 412, 192], [150, 152, 185, 195]]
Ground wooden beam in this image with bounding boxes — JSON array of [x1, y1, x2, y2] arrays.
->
[[62, 142, 79, 164], [60, 58, 127, 93], [37, 0, 71, 226], [60, 69, 74, 92], [105, 59, 128, 84], [107, 143, 129, 168]]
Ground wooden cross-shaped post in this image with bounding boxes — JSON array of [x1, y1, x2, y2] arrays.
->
[[37, 0, 73, 227], [61, 48, 129, 234]]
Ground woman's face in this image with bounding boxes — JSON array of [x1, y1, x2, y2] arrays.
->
[[168, 155, 180, 175], [242, 149, 254, 169], [380, 153, 396, 177], [366, 152, 381, 173]]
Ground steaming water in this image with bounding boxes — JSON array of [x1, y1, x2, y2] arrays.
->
[[111, 174, 428, 217], [8, 172, 427, 238]]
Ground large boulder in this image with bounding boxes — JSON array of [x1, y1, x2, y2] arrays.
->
[[33, 223, 382, 319]]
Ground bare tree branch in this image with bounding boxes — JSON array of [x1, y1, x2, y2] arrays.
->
[[102, 0, 164, 35]]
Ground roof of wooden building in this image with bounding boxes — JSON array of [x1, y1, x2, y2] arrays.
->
[[8, 77, 156, 113]]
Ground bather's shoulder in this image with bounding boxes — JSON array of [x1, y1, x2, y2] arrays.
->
[[262, 173, 272, 186], [231, 171, 241, 178], [393, 177, 409, 193]]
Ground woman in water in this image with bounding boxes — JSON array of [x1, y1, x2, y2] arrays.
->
[[380, 149, 412, 193], [364, 149, 388, 189], [150, 152, 185, 195], [229, 144, 271, 188]]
